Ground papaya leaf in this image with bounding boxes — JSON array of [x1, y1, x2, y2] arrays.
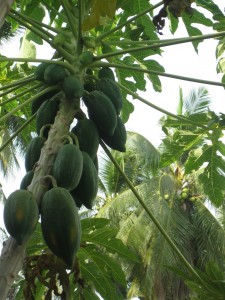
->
[[82, 0, 117, 31], [81, 217, 110, 232], [78, 247, 122, 300], [186, 129, 225, 206]]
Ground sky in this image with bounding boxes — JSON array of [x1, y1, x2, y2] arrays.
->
[[0, 1, 224, 210]]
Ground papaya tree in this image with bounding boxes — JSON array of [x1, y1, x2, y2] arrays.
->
[[0, 0, 225, 299]]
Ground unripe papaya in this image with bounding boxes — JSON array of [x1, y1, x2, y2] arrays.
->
[[25, 137, 46, 172], [71, 119, 100, 160], [100, 116, 126, 152], [36, 97, 60, 135], [83, 37, 96, 48], [31, 86, 59, 115], [79, 51, 94, 65], [34, 63, 50, 81], [96, 78, 123, 114], [98, 67, 115, 81], [83, 91, 117, 136], [52, 144, 83, 191], [41, 187, 81, 267], [71, 151, 98, 209], [62, 76, 84, 99], [44, 64, 67, 85], [3, 190, 39, 245], [20, 170, 34, 190]]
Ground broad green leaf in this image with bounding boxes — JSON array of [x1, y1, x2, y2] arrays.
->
[[81, 217, 110, 232], [168, 11, 179, 34], [82, 0, 117, 31], [78, 247, 120, 300]]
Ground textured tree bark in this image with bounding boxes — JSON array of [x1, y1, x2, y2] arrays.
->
[[0, 0, 15, 29]]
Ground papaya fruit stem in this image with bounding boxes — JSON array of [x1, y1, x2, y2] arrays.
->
[[43, 175, 58, 189], [100, 140, 209, 291]]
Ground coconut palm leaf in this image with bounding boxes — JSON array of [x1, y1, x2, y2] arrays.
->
[[182, 86, 211, 116]]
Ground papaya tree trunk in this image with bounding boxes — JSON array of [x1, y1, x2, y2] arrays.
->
[[0, 97, 78, 299], [0, 0, 15, 29]]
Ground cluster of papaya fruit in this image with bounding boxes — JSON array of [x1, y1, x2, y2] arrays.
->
[[3, 62, 126, 267]]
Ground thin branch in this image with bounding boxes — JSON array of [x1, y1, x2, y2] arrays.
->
[[8, 12, 75, 62], [118, 82, 207, 129], [61, 0, 78, 44], [100, 140, 207, 288], [95, 30, 225, 61], [104, 31, 225, 47], [10, 8, 55, 39], [91, 61, 225, 87], [0, 114, 37, 153], [77, 0, 82, 54], [0, 57, 75, 74], [0, 83, 42, 99], [0, 76, 35, 92], [0, 85, 58, 125], [0, 83, 43, 106], [95, 1, 164, 43]]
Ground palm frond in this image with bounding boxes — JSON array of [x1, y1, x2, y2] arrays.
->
[[182, 86, 211, 116]]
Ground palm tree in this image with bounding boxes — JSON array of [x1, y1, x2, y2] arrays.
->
[[97, 87, 225, 300]]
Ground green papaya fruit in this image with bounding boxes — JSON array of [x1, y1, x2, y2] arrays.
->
[[96, 78, 123, 114], [100, 116, 126, 152], [34, 63, 51, 81], [71, 118, 100, 160], [83, 91, 117, 136], [40, 187, 81, 267], [52, 144, 83, 191], [20, 170, 34, 190], [62, 75, 84, 99], [36, 97, 60, 135], [44, 64, 67, 85], [31, 86, 59, 115], [71, 151, 98, 209], [25, 136, 46, 172], [4, 190, 39, 245], [98, 67, 115, 81], [79, 51, 94, 65]]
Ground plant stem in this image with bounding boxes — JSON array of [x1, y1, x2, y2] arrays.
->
[[104, 31, 225, 47], [96, 30, 225, 60], [95, 1, 164, 43], [77, 0, 82, 54], [0, 57, 75, 74], [100, 141, 208, 289], [91, 61, 225, 87], [0, 114, 37, 153], [61, 0, 78, 43], [118, 83, 206, 128], [0, 75, 35, 92], [8, 12, 75, 62], [10, 8, 55, 40], [0, 86, 58, 125], [0, 83, 43, 106]]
